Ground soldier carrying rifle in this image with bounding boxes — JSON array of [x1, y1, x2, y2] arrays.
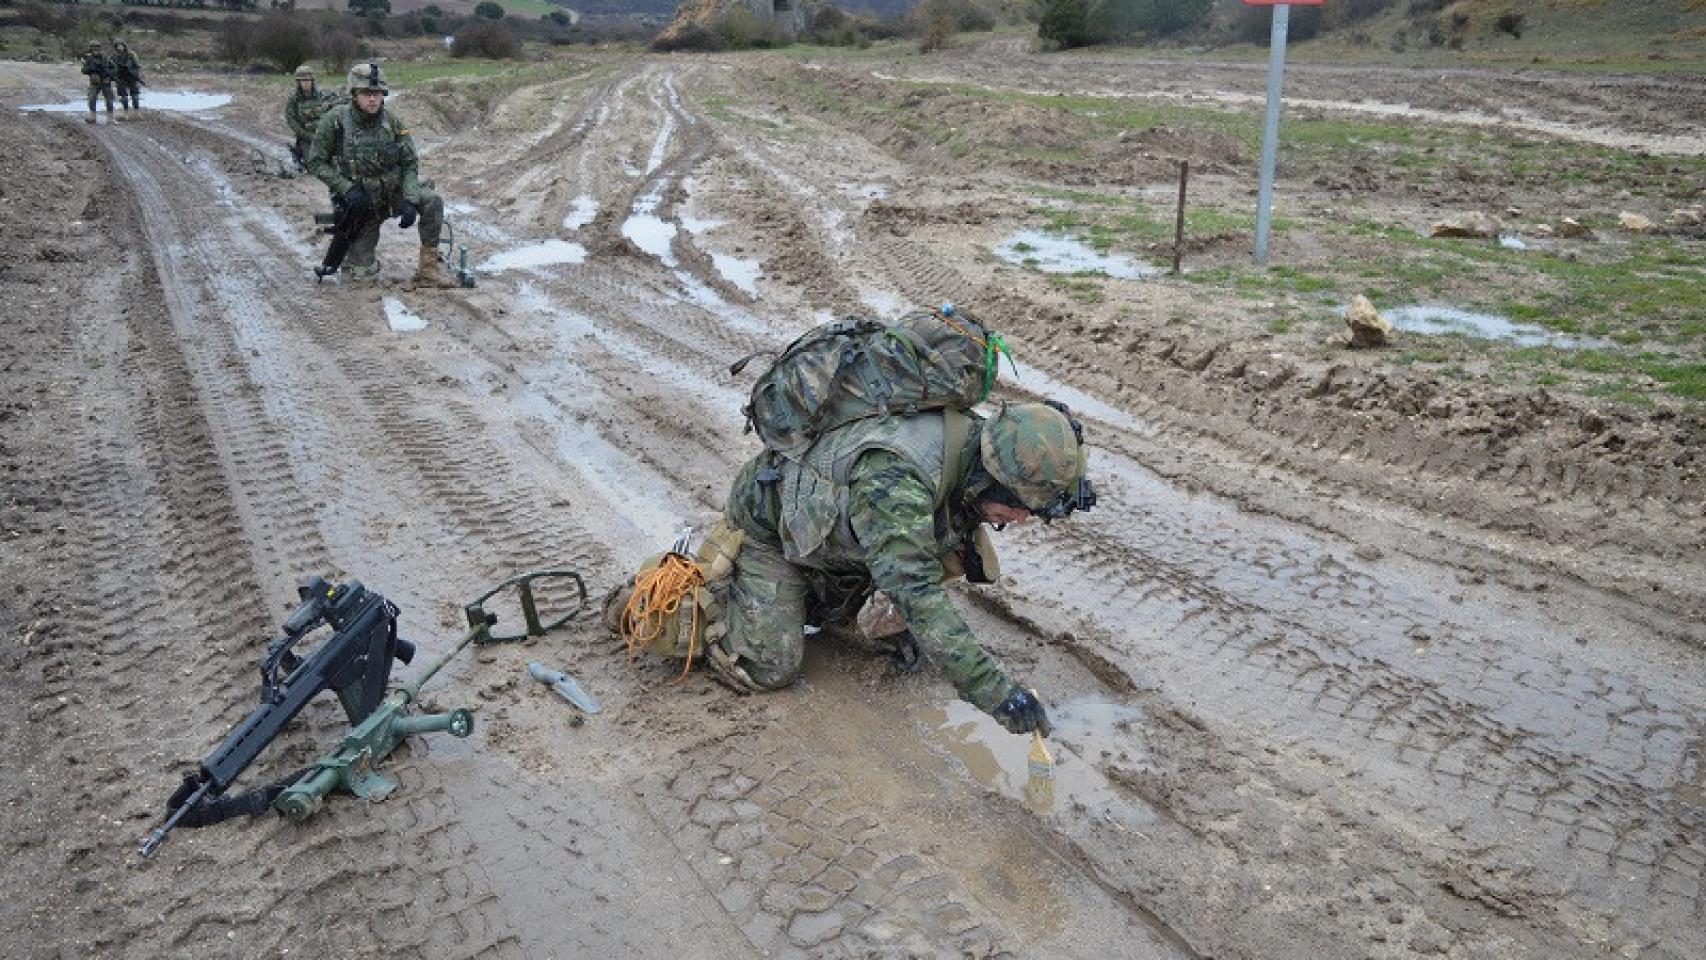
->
[[307, 62, 457, 286], [112, 41, 143, 118], [80, 41, 114, 125]]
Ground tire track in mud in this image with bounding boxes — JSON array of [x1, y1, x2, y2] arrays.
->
[[987, 453, 1705, 947]]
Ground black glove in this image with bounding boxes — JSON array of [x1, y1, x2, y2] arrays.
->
[[992, 686, 1052, 736], [397, 201, 418, 230], [341, 184, 371, 217]]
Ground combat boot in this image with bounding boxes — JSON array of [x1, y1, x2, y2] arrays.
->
[[412, 245, 458, 289]]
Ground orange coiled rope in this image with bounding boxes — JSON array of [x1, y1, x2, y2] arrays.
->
[[620, 553, 706, 681]]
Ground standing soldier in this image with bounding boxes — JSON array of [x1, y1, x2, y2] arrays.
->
[[81, 41, 115, 125], [284, 65, 339, 172], [307, 62, 457, 286], [112, 41, 143, 118]]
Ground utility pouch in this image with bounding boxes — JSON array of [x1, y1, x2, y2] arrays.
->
[[603, 520, 745, 665]]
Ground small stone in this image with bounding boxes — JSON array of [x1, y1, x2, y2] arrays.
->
[[1344, 295, 1391, 349], [1618, 211, 1657, 233], [1430, 212, 1499, 239], [1556, 217, 1595, 240]]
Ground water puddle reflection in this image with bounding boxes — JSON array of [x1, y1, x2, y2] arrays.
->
[[995, 230, 1160, 280], [482, 239, 588, 273], [21, 90, 233, 113], [1386, 304, 1602, 349], [916, 698, 1158, 830], [562, 195, 597, 231], [382, 297, 426, 332]]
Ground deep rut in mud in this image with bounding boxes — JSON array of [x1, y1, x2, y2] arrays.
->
[[0, 52, 1702, 960]]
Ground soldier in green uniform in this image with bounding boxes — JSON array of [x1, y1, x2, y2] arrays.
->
[[307, 62, 456, 286], [112, 41, 142, 117], [712, 400, 1096, 735], [285, 65, 340, 171], [81, 41, 115, 125]]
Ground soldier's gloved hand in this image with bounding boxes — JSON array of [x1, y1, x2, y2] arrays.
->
[[991, 685, 1053, 736], [341, 184, 371, 217], [397, 201, 418, 230]]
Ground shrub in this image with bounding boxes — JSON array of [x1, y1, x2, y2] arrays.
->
[[453, 19, 519, 56], [320, 25, 361, 71], [347, 0, 389, 14], [214, 18, 256, 62], [650, 21, 725, 51], [1495, 11, 1522, 38], [711, 7, 785, 49], [546, 9, 570, 26], [1038, 0, 1091, 48], [474, 1, 504, 20], [252, 11, 318, 72]]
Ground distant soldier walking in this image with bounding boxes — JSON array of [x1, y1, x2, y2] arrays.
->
[[112, 41, 143, 117], [81, 41, 114, 125], [285, 64, 340, 171], [307, 62, 457, 286]]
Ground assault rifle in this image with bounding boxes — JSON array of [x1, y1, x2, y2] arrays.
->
[[139, 577, 413, 856], [139, 569, 587, 858], [314, 198, 376, 281]]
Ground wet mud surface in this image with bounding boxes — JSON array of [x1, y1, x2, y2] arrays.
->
[[1, 45, 1702, 960]]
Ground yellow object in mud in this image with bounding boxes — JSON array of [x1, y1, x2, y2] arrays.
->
[[611, 520, 744, 680], [1025, 729, 1055, 811]]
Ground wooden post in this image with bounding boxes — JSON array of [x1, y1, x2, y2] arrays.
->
[[1172, 159, 1189, 275]]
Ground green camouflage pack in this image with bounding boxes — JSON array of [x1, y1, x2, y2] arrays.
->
[[733, 306, 1009, 460]]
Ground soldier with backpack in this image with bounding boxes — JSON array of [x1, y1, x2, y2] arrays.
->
[[608, 307, 1096, 736]]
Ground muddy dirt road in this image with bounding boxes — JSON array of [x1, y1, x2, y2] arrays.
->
[[1, 45, 1703, 960]]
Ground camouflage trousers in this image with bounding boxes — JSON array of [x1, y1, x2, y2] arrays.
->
[[721, 539, 872, 690], [116, 80, 140, 110], [345, 187, 444, 271], [87, 80, 113, 114]]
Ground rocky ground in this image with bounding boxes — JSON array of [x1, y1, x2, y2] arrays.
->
[[1, 38, 1703, 960]]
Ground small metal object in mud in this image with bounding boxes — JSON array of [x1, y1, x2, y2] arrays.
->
[[529, 661, 602, 715]]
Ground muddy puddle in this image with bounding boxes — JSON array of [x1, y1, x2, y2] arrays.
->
[[915, 698, 1159, 829], [20, 91, 233, 113], [482, 239, 588, 273], [623, 185, 677, 265], [1386, 304, 1602, 349], [382, 297, 426, 332], [562, 195, 598, 231], [996, 230, 1160, 280]]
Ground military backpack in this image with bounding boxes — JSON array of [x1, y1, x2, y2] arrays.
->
[[732, 306, 1011, 460]]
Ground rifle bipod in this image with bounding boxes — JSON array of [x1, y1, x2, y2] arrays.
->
[[139, 568, 587, 857]]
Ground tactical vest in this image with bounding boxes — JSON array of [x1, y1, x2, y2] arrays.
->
[[82, 55, 112, 83], [335, 105, 408, 193], [777, 410, 973, 566], [290, 90, 338, 133]]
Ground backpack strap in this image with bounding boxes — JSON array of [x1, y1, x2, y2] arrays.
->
[[936, 409, 973, 509]]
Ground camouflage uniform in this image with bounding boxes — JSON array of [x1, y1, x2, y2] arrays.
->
[[307, 103, 445, 276], [112, 44, 141, 112], [81, 48, 114, 120], [285, 83, 340, 163], [720, 410, 1018, 714]]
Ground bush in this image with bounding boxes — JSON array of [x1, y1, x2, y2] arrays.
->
[[347, 0, 389, 14], [474, 1, 504, 19], [214, 18, 256, 62], [711, 7, 785, 49], [546, 9, 570, 25], [252, 11, 318, 72], [453, 19, 519, 56], [1495, 11, 1522, 38], [651, 21, 725, 52], [319, 24, 362, 71]]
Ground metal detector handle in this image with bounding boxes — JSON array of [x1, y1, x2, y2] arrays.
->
[[463, 568, 588, 644]]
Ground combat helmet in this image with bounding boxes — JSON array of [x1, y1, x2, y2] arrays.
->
[[978, 401, 1097, 521], [347, 61, 387, 95], [294, 64, 315, 81]]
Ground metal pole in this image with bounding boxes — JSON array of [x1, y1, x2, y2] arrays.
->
[[1253, 3, 1290, 265], [1172, 159, 1189, 275]]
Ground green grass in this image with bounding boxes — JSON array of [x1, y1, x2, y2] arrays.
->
[[385, 60, 530, 86]]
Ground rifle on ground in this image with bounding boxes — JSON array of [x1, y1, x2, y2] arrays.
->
[[314, 197, 376, 281], [139, 569, 587, 858]]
